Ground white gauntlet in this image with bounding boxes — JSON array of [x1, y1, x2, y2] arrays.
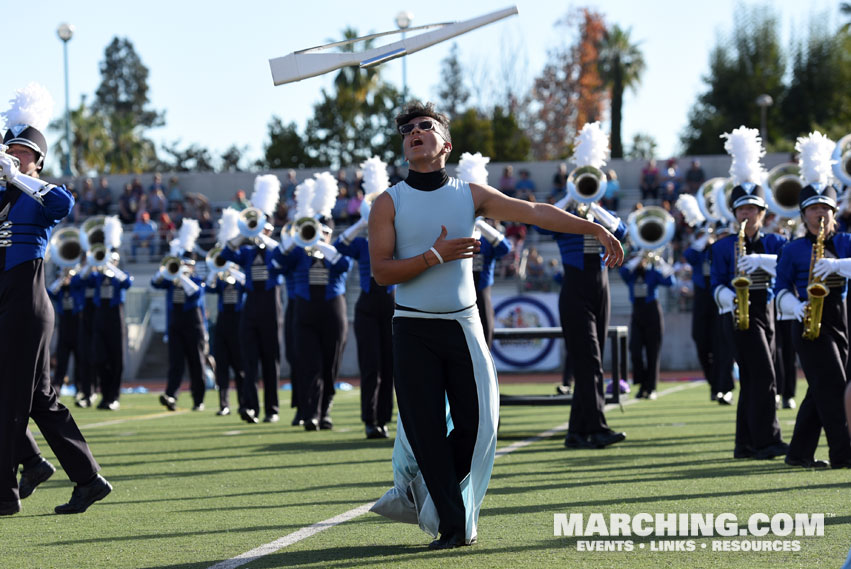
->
[[315, 241, 342, 264], [714, 286, 736, 315], [474, 218, 504, 246]]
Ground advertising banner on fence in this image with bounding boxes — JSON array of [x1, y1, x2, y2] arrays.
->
[[491, 292, 562, 372]]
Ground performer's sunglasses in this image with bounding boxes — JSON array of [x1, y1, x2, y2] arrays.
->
[[398, 120, 438, 136]]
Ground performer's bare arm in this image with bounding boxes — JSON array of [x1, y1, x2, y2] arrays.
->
[[471, 182, 624, 268], [369, 192, 480, 286]]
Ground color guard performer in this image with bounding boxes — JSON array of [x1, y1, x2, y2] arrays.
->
[[710, 126, 787, 460], [775, 131, 851, 469]]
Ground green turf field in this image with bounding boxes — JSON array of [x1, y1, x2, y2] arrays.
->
[[3, 380, 848, 569]]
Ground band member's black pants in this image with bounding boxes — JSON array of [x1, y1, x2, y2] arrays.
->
[[214, 306, 244, 410], [166, 305, 206, 406], [355, 289, 394, 427], [630, 299, 663, 393], [240, 286, 281, 417]]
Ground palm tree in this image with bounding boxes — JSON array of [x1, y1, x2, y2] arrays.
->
[[598, 25, 645, 159]]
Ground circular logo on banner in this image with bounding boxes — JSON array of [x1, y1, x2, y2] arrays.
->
[[492, 295, 558, 367]]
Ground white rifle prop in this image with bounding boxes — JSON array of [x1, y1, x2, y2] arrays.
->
[[269, 6, 518, 85]]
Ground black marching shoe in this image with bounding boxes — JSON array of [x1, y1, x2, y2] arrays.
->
[[159, 394, 177, 411], [753, 442, 789, 460], [588, 430, 626, 449], [291, 411, 304, 427], [239, 408, 259, 424], [428, 532, 470, 550], [717, 391, 733, 405], [376, 424, 389, 438], [304, 418, 320, 431], [216, 406, 230, 416], [19, 457, 56, 499], [319, 417, 333, 430], [733, 445, 754, 459], [782, 398, 796, 409], [784, 455, 830, 469], [366, 425, 384, 439], [54, 474, 112, 514], [0, 500, 21, 516], [263, 414, 279, 423], [564, 432, 594, 449]]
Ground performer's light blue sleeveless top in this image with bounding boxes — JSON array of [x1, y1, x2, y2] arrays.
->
[[387, 177, 476, 312]]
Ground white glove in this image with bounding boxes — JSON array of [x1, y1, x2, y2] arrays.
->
[[814, 257, 851, 279], [777, 290, 807, 322], [340, 217, 367, 244], [714, 286, 736, 314], [588, 202, 620, 233], [737, 254, 777, 277], [278, 232, 295, 254], [315, 241, 342, 264], [691, 233, 709, 252], [259, 233, 279, 250], [475, 218, 504, 246], [624, 255, 642, 272], [0, 152, 53, 205], [654, 258, 675, 278], [179, 274, 200, 296]]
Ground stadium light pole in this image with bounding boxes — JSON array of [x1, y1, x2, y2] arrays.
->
[[756, 94, 773, 144], [57, 22, 75, 177], [395, 11, 413, 103]]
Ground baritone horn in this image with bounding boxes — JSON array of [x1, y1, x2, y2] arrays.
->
[[206, 245, 245, 285], [765, 163, 803, 218], [292, 216, 322, 249], [160, 254, 199, 295], [237, 207, 266, 238], [697, 177, 725, 223], [627, 206, 676, 251], [49, 227, 84, 268], [80, 215, 106, 249], [833, 134, 851, 188], [566, 165, 607, 204]]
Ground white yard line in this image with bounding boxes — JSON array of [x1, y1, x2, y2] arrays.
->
[[208, 381, 702, 568]]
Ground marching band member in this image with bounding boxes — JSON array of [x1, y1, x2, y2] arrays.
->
[[220, 175, 283, 424], [710, 126, 787, 460], [46, 261, 82, 391], [88, 216, 132, 411], [273, 172, 351, 431], [368, 103, 622, 550], [204, 209, 246, 416], [455, 152, 512, 348], [334, 158, 395, 439], [619, 243, 676, 400], [537, 122, 628, 450], [71, 254, 98, 407], [775, 131, 851, 469], [0, 83, 110, 515], [154, 221, 207, 412]]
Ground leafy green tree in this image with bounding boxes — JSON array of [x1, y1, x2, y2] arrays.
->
[[626, 133, 658, 160], [260, 117, 318, 169], [491, 106, 531, 162], [448, 109, 494, 162], [436, 43, 470, 120], [680, 5, 785, 154], [92, 37, 164, 173], [598, 25, 646, 158], [160, 142, 215, 172], [304, 28, 402, 168], [220, 145, 246, 172], [50, 95, 113, 175]]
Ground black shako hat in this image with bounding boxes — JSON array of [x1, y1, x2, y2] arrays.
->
[[729, 182, 766, 210], [3, 124, 47, 162], [799, 182, 838, 211]]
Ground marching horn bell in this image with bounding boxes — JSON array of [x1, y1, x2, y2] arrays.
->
[[566, 165, 607, 204], [833, 134, 851, 187], [627, 206, 676, 251], [765, 163, 803, 218]]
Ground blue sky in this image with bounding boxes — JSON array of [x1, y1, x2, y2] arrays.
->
[[10, 0, 842, 172]]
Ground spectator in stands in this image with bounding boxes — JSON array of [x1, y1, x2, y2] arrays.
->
[[515, 169, 536, 200], [157, 213, 176, 255], [184, 194, 201, 219], [132, 211, 158, 261], [147, 183, 167, 220], [332, 186, 350, 224], [335, 169, 351, 198], [499, 165, 516, 197], [346, 187, 364, 222], [95, 178, 113, 215], [230, 190, 250, 212], [273, 200, 288, 228], [130, 176, 145, 200], [684, 159, 706, 194], [660, 181, 678, 210], [550, 163, 568, 200], [166, 176, 184, 209], [198, 210, 216, 251], [169, 202, 185, 228], [640, 159, 660, 201], [662, 158, 682, 193], [79, 178, 97, 217], [524, 247, 547, 291], [500, 221, 527, 277], [282, 169, 298, 204], [601, 169, 621, 212], [118, 183, 139, 225]]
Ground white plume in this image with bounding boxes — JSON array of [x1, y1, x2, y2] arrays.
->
[[360, 156, 390, 195], [721, 126, 765, 185], [675, 194, 705, 227], [311, 171, 339, 219], [103, 216, 123, 250], [178, 218, 200, 254], [250, 175, 281, 216], [1, 83, 54, 131], [168, 238, 181, 257], [456, 152, 491, 185], [217, 208, 240, 243], [293, 178, 316, 219], [571, 122, 609, 168], [796, 131, 836, 186]]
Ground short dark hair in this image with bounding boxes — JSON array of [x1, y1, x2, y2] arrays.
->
[[395, 101, 451, 143]]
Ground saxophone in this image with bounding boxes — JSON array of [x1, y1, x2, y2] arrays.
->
[[802, 217, 829, 340], [732, 219, 751, 330]]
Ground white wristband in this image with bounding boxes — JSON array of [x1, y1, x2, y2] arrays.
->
[[430, 246, 444, 264]]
